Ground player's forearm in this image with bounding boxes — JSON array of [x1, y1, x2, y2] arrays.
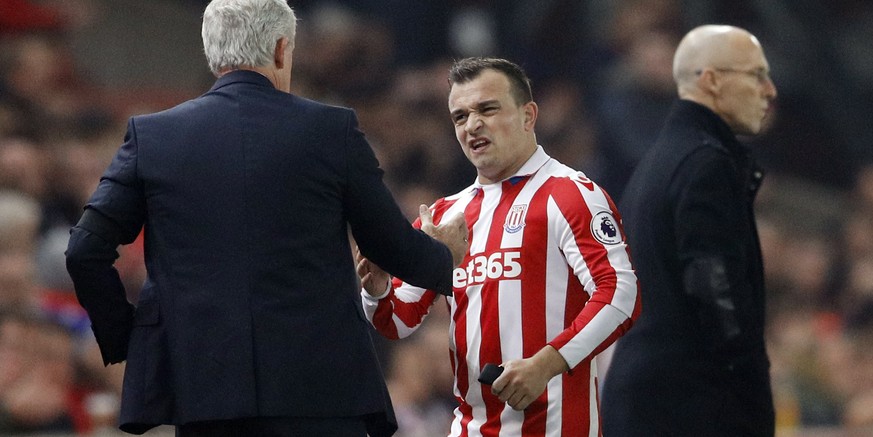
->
[[548, 301, 634, 369]]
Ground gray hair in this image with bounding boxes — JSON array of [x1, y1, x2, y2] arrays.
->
[[202, 0, 297, 76]]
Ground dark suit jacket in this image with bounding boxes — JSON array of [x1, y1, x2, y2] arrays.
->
[[601, 100, 774, 436], [65, 70, 454, 436]]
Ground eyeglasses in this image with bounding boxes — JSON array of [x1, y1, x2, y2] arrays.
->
[[696, 67, 772, 84]]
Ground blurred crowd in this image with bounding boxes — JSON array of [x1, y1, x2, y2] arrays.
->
[[1, 0, 872, 435]]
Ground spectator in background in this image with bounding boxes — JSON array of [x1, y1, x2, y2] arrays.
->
[[364, 63, 475, 196], [358, 57, 640, 436], [832, 164, 873, 323], [594, 29, 678, 199], [841, 306, 873, 428], [0, 191, 41, 313], [0, 33, 94, 136], [0, 310, 78, 434], [533, 78, 600, 176], [0, 138, 49, 200], [601, 25, 778, 436], [290, 3, 395, 102]]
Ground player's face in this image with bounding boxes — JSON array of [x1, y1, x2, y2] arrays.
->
[[711, 38, 777, 136], [449, 70, 537, 184]]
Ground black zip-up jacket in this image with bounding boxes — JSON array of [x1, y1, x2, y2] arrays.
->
[[601, 99, 774, 437]]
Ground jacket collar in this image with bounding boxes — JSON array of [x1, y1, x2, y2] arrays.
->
[[671, 100, 765, 196], [209, 70, 276, 92], [671, 99, 745, 153]]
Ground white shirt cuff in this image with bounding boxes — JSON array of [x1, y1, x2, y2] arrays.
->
[[361, 281, 391, 301]]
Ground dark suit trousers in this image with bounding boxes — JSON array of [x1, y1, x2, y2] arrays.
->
[[175, 416, 368, 437]]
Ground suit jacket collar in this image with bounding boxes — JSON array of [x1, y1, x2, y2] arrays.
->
[[210, 70, 276, 92]]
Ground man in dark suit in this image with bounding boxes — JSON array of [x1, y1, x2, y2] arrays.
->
[[64, 0, 467, 436], [601, 25, 778, 436]]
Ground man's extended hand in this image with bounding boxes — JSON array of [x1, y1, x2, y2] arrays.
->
[[419, 204, 468, 267]]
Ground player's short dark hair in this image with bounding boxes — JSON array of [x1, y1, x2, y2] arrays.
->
[[448, 57, 533, 106]]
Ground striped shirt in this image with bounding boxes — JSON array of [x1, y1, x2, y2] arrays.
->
[[363, 147, 640, 437]]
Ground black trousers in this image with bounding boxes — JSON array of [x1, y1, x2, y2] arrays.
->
[[176, 416, 369, 437]]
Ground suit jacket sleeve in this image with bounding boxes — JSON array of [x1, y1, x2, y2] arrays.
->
[[671, 148, 748, 356], [341, 111, 454, 295], [65, 119, 146, 365]]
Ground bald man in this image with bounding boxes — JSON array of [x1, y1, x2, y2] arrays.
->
[[600, 25, 777, 436]]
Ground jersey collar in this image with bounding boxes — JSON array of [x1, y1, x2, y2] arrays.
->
[[472, 145, 550, 189]]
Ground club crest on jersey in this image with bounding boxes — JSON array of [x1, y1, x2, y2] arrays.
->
[[591, 211, 622, 245], [504, 204, 527, 234]]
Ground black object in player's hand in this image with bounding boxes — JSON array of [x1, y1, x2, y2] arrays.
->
[[478, 363, 503, 385]]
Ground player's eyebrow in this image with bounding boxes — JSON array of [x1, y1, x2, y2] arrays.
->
[[450, 99, 501, 118]]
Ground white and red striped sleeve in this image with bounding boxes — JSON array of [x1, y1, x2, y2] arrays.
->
[[361, 279, 438, 339], [545, 172, 641, 369]]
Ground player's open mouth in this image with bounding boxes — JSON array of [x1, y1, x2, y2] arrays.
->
[[470, 138, 490, 151]]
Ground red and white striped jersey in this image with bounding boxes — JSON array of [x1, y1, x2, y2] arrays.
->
[[363, 147, 641, 437]]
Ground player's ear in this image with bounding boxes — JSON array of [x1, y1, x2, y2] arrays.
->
[[523, 101, 537, 131]]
